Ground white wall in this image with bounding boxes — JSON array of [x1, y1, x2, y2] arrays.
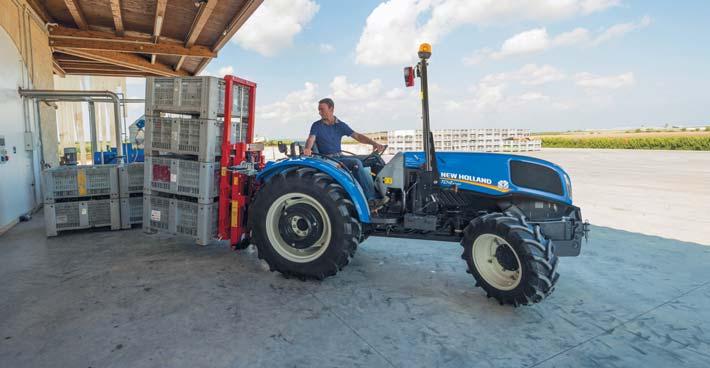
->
[[0, 27, 42, 231]]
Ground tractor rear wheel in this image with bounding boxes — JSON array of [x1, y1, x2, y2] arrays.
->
[[249, 167, 361, 280], [461, 212, 559, 306]]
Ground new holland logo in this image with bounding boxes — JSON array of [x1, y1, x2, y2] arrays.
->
[[497, 180, 509, 190], [440, 172, 492, 185]]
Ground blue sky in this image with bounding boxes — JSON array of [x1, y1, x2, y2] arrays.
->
[[127, 0, 710, 139]]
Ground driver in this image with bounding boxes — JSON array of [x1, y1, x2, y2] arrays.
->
[[304, 98, 387, 209]]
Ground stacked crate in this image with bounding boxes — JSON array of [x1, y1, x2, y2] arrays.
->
[[43, 165, 121, 236], [142, 77, 250, 245], [118, 163, 144, 229]]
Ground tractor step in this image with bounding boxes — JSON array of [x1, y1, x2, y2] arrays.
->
[[369, 215, 400, 224]]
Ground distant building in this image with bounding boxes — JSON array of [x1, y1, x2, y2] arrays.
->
[[373, 129, 541, 154], [364, 131, 388, 144]]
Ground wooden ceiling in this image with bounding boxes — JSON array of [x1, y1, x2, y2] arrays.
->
[[28, 0, 263, 77]]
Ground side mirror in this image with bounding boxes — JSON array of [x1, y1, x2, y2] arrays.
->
[[277, 141, 287, 153]]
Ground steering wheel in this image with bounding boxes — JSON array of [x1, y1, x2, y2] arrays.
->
[[362, 144, 388, 162]]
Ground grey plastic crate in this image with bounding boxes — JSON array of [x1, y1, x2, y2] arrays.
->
[[44, 198, 120, 236], [142, 195, 217, 245], [120, 196, 143, 229], [145, 77, 252, 119], [119, 163, 144, 197], [43, 165, 119, 202], [144, 116, 247, 161], [144, 156, 218, 203]]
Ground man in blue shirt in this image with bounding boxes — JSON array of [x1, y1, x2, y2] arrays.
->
[[304, 98, 386, 208]]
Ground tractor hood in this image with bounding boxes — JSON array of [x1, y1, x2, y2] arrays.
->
[[403, 152, 573, 205]]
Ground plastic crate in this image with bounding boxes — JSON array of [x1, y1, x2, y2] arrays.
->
[[43, 165, 119, 202], [144, 156, 218, 203], [119, 163, 144, 197], [145, 77, 219, 118], [44, 198, 120, 236], [120, 195, 144, 229], [145, 77, 252, 119], [142, 194, 217, 245], [144, 116, 247, 161]]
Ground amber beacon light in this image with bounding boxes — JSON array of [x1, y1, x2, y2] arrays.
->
[[418, 43, 432, 59]]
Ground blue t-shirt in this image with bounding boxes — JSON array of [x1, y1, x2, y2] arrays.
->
[[308, 118, 354, 154]]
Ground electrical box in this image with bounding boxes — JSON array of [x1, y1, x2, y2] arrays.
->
[[0, 135, 8, 164], [24, 132, 33, 151]]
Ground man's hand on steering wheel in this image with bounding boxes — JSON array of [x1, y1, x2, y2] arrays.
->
[[373, 143, 386, 154]]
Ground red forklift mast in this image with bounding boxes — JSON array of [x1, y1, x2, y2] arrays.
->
[[218, 75, 260, 248]]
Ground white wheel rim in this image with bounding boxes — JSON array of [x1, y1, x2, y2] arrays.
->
[[472, 234, 522, 291], [265, 193, 332, 263]]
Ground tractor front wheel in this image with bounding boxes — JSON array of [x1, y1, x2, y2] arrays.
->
[[461, 213, 559, 306], [249, 167, 361, 280]]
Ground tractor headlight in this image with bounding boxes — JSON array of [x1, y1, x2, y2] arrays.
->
[[563, 173, 573, 201]]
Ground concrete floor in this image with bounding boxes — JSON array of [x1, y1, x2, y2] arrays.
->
[[1, 215, 710, 367], [525, 149, 710, 245]]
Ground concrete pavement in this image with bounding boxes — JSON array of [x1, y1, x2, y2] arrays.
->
[[524, 149, 710, 245], [1, 215, 709, 367]]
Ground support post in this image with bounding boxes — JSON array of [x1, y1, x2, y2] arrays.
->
[[88, 101, 97, 162], [418, 43, 433, 172]]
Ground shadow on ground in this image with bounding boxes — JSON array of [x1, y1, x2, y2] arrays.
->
[[1, 216, 709, 368]]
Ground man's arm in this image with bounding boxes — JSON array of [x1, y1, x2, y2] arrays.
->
[[304, 135, 316, 156], [352, 132, 385, 153]]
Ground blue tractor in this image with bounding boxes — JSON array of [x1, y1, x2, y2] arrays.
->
[[246, 44, 588, 306]]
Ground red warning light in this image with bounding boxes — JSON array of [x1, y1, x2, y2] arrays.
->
[[404, 66, 415, 87]]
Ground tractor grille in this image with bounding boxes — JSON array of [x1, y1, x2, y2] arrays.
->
[[510, 160, 564, 196]]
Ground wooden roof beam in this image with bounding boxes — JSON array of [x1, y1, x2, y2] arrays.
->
[[53, 60, 66, 77], [50, 37, 217, 57], [212, 0, 262, 52], [63, 71, 157, 77], [64, 0, 89, 30], [49, 25, 185, 44], [55, 48, 189, 77], [153, 0, 167, 42], [59, 62, 136, 70], [152, 0, 168, 64], [196, 0, 263, 75], [109, 0, 124, 36], [176, 0, 218, 71], [27, 0, 55, 23], [186, 0, 218, 47]]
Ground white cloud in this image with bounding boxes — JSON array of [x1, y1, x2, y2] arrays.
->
[[466, 16, 651, 63], [319, 43, 335, 53], [385, 88, 407, 99], [575, 72, 635, 89], [256, 75, 423, 137], [330, 76, 383, 101], [518, 92, 551, 102], [259, 82, 319, 123], [493, 28, 551, 58], [218, 66, 234, 76], [581, 0, 622, 14], [592, 15, 652, 45], [356, 0, 619, 66], [233, 0, 319, 56], [446, 64, 571, 113], [481, 64, 566, 86]]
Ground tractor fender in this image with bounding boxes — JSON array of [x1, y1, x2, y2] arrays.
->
[[257, 158, 371, 223]]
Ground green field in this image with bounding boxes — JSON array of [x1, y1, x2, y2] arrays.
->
[[541, 135, 710, 151]]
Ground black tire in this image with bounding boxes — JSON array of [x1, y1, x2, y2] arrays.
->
[[461, 212, 559, 306], [249, 167, 361, 280]]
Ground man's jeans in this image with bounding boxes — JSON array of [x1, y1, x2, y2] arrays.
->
[[338, 157, 377, 200]]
